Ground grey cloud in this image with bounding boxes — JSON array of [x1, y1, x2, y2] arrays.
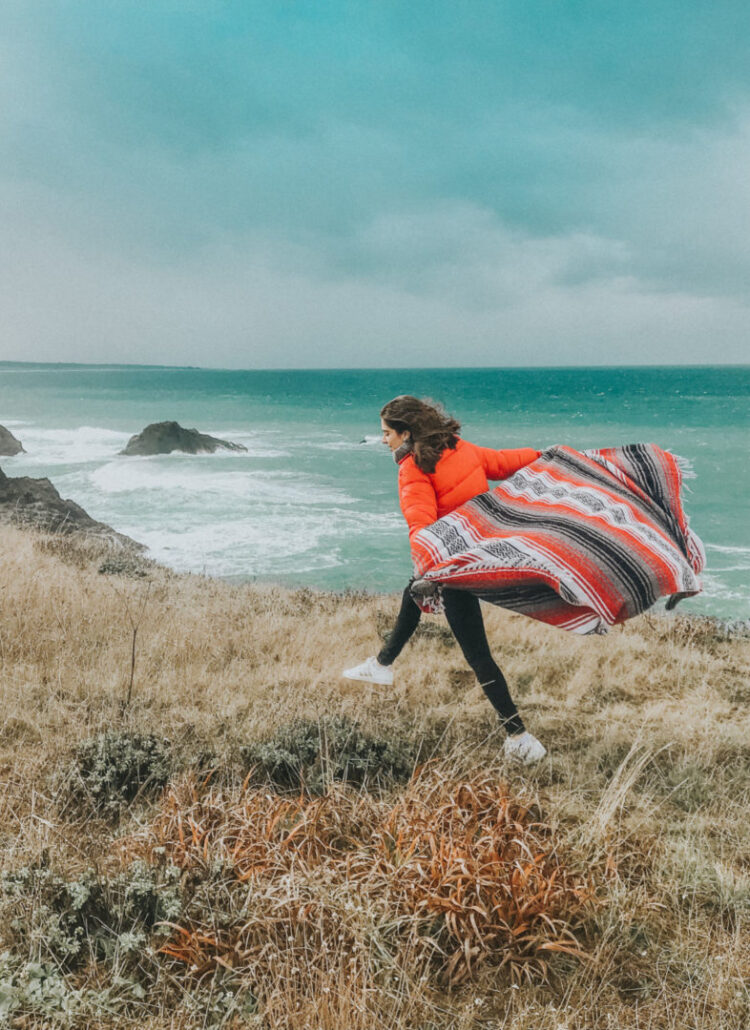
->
[[2, 1, 749, 366]]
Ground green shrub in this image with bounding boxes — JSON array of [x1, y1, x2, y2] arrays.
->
[[0, 862, 258, 1026], [0, 953, 85, 1025], [240, 715, 434, 794], [0, 946, 255, 1028], [64, 731, 172, 819], [1, 860, 182, 971], [97, 556, 151, 578]]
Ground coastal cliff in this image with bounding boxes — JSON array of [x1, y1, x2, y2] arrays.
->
[[0, 425, 24, 455], [0, 465, 142, 550]]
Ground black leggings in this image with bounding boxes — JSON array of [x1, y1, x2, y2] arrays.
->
[[377, 585, 525, 735]]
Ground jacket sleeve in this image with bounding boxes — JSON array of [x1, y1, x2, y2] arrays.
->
[[398, 459, 438, 539], [476, 445, 541, 480]]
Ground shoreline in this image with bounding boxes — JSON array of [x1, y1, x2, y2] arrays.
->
[[2, 439, 746, 629], [3, 365, 748, 624], [11, 516, 750, 639]]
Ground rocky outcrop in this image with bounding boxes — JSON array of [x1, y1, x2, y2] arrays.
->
[[0, 425, 25, 456], [121, 421, 248, 456], [0, 466, 143, 550]]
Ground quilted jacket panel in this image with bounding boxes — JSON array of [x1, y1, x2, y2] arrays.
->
[[397, 439, 539, 542]]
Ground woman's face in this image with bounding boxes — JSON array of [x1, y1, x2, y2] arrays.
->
[[380, 418, 409, 451]]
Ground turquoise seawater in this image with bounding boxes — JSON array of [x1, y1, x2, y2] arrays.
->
[[1, 363, 748, 620]]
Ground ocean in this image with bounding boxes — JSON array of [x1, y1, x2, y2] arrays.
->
[[1, 363, 748, 621]]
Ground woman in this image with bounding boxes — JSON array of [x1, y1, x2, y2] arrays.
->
[[343, 395, 547, 765]]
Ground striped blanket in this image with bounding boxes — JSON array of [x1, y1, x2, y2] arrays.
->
[[410, 444, 705, 635]]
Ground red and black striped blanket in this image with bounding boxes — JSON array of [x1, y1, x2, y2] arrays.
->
[[410, 444, 705, 635]]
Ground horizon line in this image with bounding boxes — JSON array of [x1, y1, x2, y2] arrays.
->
[[2, 360, 749, 373]]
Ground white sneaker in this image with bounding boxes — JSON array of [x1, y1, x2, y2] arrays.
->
[[342, 656, 394, 686], [503, 731, 547, 765]]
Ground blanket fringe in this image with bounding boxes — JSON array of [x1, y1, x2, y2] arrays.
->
[[673, 453, 697, 480]]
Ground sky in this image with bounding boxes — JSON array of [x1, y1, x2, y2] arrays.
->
[[1, 0, 749, 368]]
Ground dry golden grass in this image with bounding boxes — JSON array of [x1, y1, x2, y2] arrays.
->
[[1, 524, 750, 1028]]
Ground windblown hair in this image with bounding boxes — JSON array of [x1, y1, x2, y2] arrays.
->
[[380, 395, 461, 474]]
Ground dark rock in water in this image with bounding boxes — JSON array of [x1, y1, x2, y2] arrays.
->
[[0, 425, 25, 456], [121, 421, 248, 456], [0, 465, 143, 550]]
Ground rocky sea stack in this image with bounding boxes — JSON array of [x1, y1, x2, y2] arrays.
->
[[121, 421, 248, 456], [0, 465, 142, 550], [0, 425, 25, 456]]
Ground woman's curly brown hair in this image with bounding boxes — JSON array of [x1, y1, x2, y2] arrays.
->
[[380, 396, 461, 474]]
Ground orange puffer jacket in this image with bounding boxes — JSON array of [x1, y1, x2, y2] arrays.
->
[[397, 438, 540, 543]]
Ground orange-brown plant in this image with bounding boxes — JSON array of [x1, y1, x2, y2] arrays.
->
[[370, 774, 591, 983], [123, 766, 592, 990]]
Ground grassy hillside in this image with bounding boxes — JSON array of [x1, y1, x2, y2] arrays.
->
[[0, 524, 749, 1029]]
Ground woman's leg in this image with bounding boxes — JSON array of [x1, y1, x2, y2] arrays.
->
[[442, 588, 525, 735], [377, 584, 422, 666]]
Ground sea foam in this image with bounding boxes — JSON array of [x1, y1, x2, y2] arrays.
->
[[89, 459, 356, 505], [12, 426, 130, 465], [124, 506, 401, 579]]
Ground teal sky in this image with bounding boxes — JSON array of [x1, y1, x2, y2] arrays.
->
[[2, 1, 749, 367]]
